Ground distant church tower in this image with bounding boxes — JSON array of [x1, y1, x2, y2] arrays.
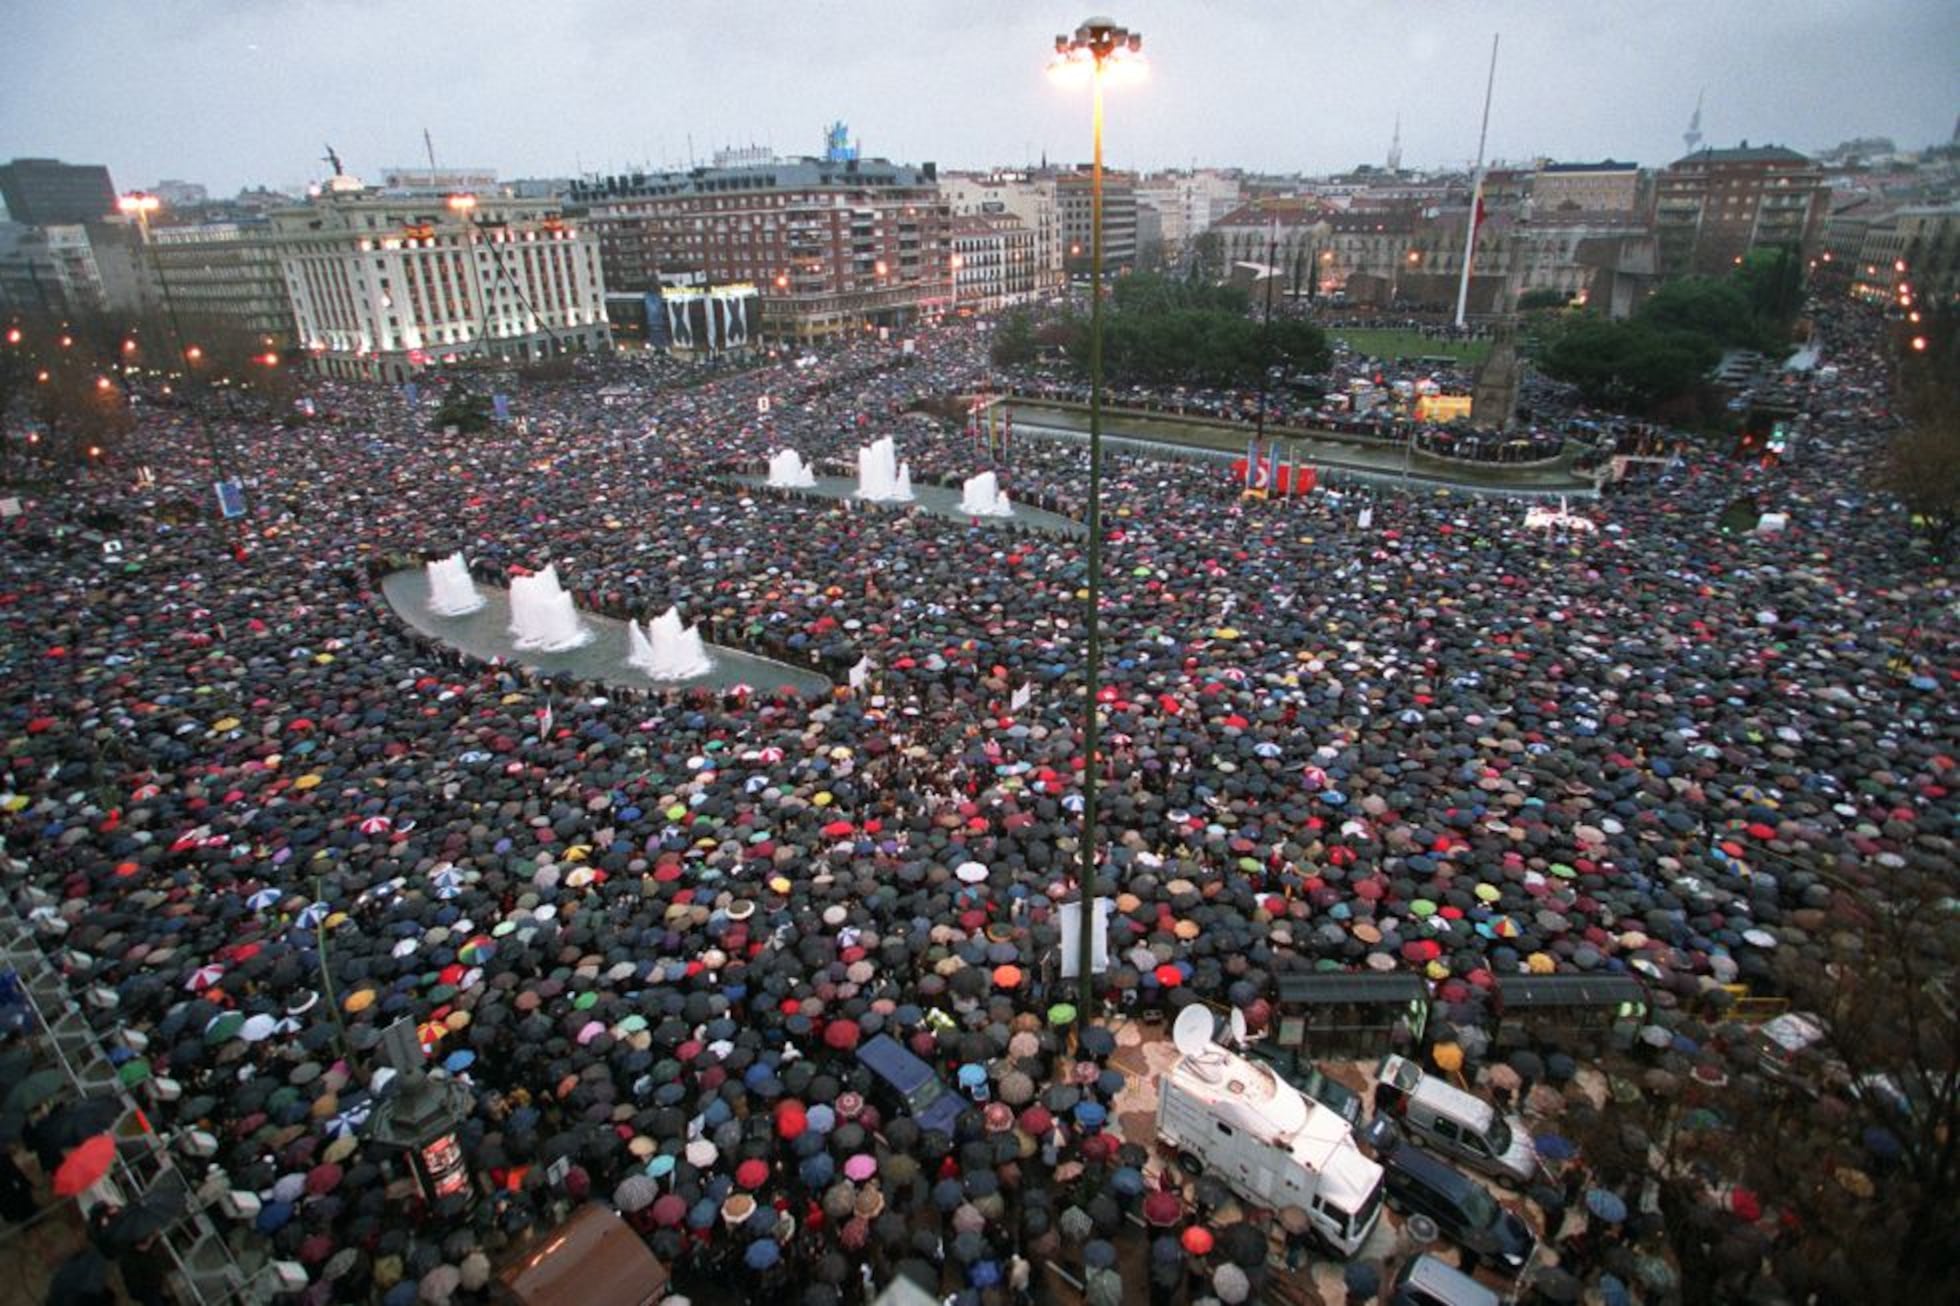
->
[[1387, 114, 1403, 174], [1682, 90, 1705, 155]]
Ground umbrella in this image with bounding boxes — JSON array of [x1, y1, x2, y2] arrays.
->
[[47, 1248, 111, 1302], [745, 1238, 781, 1271], [614, 1174, 657, 1213], [1216, 1221, 1267, 1269], [4, 1070, 64, 1114], [1086, 1267, 1125, 1306], [1585, 1188, 1628, 1224], [53, 1135, 117, 1197], [1142, 1190, 1182, 1227]]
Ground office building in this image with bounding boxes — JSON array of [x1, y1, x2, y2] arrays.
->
[[1652, 144, 1829, 278], [270, 181, 609, 381], [0, 158, 118, 227]]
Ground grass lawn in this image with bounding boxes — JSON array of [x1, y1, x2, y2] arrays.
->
[[1330, 327, 1490, 366]]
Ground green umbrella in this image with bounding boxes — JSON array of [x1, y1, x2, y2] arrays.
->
[[117, 1058, 152, 1088], [204, 1012, 245, 1043], [1047, 1004, 1076, 1029], [4, 1069, 66, 1113]]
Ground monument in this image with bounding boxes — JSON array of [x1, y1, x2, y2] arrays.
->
[[1470, 260, 1525, 431]]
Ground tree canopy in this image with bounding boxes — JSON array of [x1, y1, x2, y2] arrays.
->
[[1055, 274, 1329, 389]]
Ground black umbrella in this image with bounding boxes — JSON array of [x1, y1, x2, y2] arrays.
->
[[101, 1185, 187, 1249], [47, 1248, 110, 1303], [1216, 1220, 1268, 1269]]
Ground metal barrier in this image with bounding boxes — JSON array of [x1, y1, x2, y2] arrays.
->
[[0, 890, 292, 1303]]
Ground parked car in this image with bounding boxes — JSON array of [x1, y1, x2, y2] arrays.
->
[[1391, 1253, 1501, 1306], [1374, 1054, 1538, 1184], [1377, 1135, 1535, 1277], [857, 1034, 964, 1136]]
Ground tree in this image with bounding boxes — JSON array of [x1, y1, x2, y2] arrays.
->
[[1733, 246, 1805, 334], [1873, 380, 1960, 555], [431, 387, 493, 434], [1538, 317, 1720, 412], [1638, 277, 1762, 351], [1190, 230, 1225, 284], [989, 311, 1038, 369]]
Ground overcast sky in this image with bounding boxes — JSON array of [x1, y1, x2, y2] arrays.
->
[[4, 0, 1955, 195]]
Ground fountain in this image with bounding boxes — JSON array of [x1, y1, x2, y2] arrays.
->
[[959, 471, 1013, 518], [767, 449, 817, 488], [627, 606, 714, 680], [855, 436, 914, 502], [425, 552, 486, 616], [507, 565, 591, 651]]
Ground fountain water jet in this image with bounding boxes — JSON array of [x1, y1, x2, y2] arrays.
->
[[627, 606, 714, 680], [767, 449, 817, 488], [507, 565, 591, 651], [425, 552, 486, 615], [959, 471, 1013, 518], [855, 436, 914, 502]]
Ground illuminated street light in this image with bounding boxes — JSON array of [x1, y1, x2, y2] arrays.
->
[[446, 193, 478, 213], [1049, 13, 1145, 1029]]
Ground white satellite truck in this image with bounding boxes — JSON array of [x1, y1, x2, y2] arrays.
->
[[1156, 1006, 1386, 1257]]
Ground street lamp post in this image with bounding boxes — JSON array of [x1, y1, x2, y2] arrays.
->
[[1051, 14, 1144, 1027]]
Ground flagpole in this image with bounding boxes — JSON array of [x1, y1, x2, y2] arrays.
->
[[1453, 33, 1499, 329]]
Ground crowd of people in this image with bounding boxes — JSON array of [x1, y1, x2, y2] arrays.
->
[[0, 298, 1950, 1305]]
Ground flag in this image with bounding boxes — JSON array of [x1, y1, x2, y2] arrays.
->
[[1358, 505, 1375, 529], [493, 393, 510, 422], [1002, 407, 1012, 459], [1010, 682, 1033, 711], [848, 657, 871, 690], [1244, 440, 1257, 489], [403, 381, 420, 407], [537, 702, 553, 737], [1473, 195, 1487, 233], [1267, 444, 1282, 495]]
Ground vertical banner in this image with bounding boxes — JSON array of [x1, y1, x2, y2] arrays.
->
[[1057, 897, 1113, 978], [492, 393, 510, 422], [402, 381, 420, 407], [214, 480, 247, 519], [1003, 407, 1012, 461]]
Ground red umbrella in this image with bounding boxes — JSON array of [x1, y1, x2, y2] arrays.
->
[[775, 1103, 808, 1140], [736, 1158, 770, 1190], [1018, 1106, 1053, 1136], [1143, 1190, 1183, 1227], [652, 1193, 687, 1228], [1181, 1226, 1214, 1256], [53, 1135, 117, 1197], [1154, 964, 1183, 988], [305, 1163, 343, 1195], [823, 1020, 861, 1051]]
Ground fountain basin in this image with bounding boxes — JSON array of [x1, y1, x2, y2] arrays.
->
[[734, 476, 1083, 536], [383, 570, 834, 696]]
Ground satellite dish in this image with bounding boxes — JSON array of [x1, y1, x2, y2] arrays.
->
[[1172, 1005, 1214, 1059], [1230, 1008, 1248, 1048]]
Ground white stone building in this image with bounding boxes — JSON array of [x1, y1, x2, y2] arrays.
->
[[950, 215, 1040, 312], [939, 173, 1064, 296], [271, 180, 609, 381]]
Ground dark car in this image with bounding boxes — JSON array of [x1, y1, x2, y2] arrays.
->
[[1379, 1138, 1535, 1276], [857, 1034, 964, 1137]]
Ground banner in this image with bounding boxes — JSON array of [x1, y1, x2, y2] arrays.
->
[[214, 480, 247, 519], [1010, 682, 1033, 711], [1358, 505, 1374, 529], [403, 381, 420, 407], [1230, 459, 1315, 497], [848, 657, 871, 690], [492, 393, 510, 422], [1057, 897, 1113, 978]]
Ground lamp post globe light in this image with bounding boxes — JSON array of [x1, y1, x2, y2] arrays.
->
[[1049, 15, 1143, 1030]]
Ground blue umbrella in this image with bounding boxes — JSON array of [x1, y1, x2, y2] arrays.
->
[[969, 1259, 1001, 1289], [1585, 1188, 1628, 1223], [687, 1198, 718, 1230], [1534, 1133, 1577, 1162], [1110, 1167, 1145, 1198], [1075, 1101, 1107, 1130], [1084, 1239, 1117, 1269], [745, 1237, 781, 1270]]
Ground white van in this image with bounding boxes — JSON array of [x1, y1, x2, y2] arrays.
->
[[1373, 1054, 1538, 1185], [1157, 1009, 1385, 1256]]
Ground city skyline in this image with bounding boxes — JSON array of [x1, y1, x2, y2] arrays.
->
[[3, 0, 1955, 196]]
